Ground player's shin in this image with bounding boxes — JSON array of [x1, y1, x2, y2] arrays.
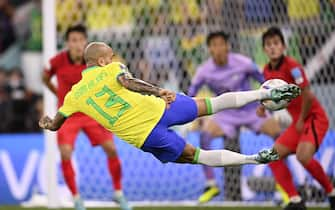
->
[[192, 148, 259, 166], [205, 89, 270, 114]]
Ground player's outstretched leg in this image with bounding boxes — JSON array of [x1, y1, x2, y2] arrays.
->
[[59, 144, 86, 210], [176, 143, 279, 166], [100, 140, 132, 210], [198, 131, 220, 203], [194, 84, 301, 117]]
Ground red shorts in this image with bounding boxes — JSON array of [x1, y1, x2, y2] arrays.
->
[[57, 113, 113, 147], [276, 112, 329, 152]]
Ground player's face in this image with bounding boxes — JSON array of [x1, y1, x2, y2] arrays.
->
[[208, 36, 229, 65], [66, 32, 87, 60], [98, 47, 114, 66], [263, 35, 286, 60]]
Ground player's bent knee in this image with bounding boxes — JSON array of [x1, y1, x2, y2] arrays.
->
[[201, 119, 224, 137], [101, 140, 117, 157], [177, 144, 196, 163], [296, 152, 312, 166], [261, 118, 281, 138], [59, 145, 73, 160], [273, 144, 291, 159]]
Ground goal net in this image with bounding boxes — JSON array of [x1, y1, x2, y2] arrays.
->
[[42, 0, 335, 206]]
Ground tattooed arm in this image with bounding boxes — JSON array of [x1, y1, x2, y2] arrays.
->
[[117, 72, 176, 103], [117, 73, 161, 96]]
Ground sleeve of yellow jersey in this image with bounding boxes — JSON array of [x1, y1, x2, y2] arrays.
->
[[58, 91, 78, 118], [115, 62, 132, 79]]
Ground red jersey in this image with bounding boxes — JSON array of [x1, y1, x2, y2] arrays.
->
[[44, 51, 86, 107], [263, 56, 326, 122]]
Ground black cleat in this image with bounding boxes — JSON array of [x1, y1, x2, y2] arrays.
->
[[329, 195, 335, 210], [270, 84, 301, 102], [283, 200, 307, 210]]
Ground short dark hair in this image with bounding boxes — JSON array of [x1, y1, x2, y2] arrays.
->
[[206, 31, 229, 46], [262, 26, 285, 46], [65, 24, 87, 41]]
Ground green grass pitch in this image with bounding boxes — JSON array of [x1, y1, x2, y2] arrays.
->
[[0, 206, 328, 210]]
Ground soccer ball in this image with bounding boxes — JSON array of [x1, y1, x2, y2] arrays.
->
[[260, 79, 290, 111]]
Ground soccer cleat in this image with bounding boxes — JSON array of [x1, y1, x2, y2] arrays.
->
[[255, 148, 279, 164], [270, 84, 301, 102], [113, 193, 132, 210], [283, 200, 307, 210], [198, 186, 220, 204], [329, 195, 335, 210], [74, 197, 86, 210]]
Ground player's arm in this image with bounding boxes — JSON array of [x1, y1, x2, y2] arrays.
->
[[188, 67, 205, 97], [39, 90, 77, 131], [42, 70, 57, 95], [298, 86, 313, 121], [290, 66, 313, 120], [290, 66, 313, 131], [118, 72, 161, 96], [249, 62, 265, 84], [39, 113, 66, 131], [117, 72, 176, 103]]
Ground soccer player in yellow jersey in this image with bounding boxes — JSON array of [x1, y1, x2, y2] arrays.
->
[[40, 42, 300, 167]]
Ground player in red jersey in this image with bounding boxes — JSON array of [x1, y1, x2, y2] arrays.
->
[[42, 25, 131, 210], [258, 26, 335, 210]]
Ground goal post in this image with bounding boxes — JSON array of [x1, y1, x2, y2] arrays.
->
[[42, 0, 59, 208]]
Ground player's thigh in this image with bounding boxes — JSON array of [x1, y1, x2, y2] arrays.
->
[[273, 125, 298, 158], [259, 117, 282, 138], [82, 118, 114, 147], [201, 117, 225, 137], [299, 114, 329, 152], [163, 94, 198, 126], [141, 127, 186, 163], [296, 115, 329, 165], [57, 118, 81, 157]]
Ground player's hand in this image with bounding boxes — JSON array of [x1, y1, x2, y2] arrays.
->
[[295, 117, 304, 133], [39, 116, 53, 130], [159, 89, 176, 105], [256, 105, 267, 118]]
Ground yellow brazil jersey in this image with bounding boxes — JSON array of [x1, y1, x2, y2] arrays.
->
[[59, 62, 166, 148]]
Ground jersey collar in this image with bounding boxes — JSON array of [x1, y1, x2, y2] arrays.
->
[[82, 66, 98, 74], [268, 55, 285, 71]]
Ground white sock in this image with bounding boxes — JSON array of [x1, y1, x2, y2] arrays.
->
[[114, 190, 123, 197], [195, 149, 258, 166], [328, 188, 335, 197], [73, 194, 81, 201], [205, 179, 217, 187], [208, 89, 270, 114], [290, 195, 302, 203]]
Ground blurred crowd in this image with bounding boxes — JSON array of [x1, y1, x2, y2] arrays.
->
[[0, 68, 42, 132], [0, 0, 334, 133], [0, 0, 42, 133]]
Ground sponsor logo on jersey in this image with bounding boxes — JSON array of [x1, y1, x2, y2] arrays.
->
[[291, 67, 304, 84]]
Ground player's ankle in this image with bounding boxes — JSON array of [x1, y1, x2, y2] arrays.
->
[[114, 190, 123, 197], [73, 194, 81, 200], [289, 195, 302, 203], [328, 188, 335, 197], [259, 89, 271, 100], [205, 179, 217, 188]]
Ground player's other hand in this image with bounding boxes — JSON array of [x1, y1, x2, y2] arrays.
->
[[256, 105, 267, 118], [39, 116, 53, 130], [159, 89, 176, 105]]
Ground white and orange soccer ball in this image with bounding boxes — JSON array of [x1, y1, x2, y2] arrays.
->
[[260, 79, 290, 111]]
